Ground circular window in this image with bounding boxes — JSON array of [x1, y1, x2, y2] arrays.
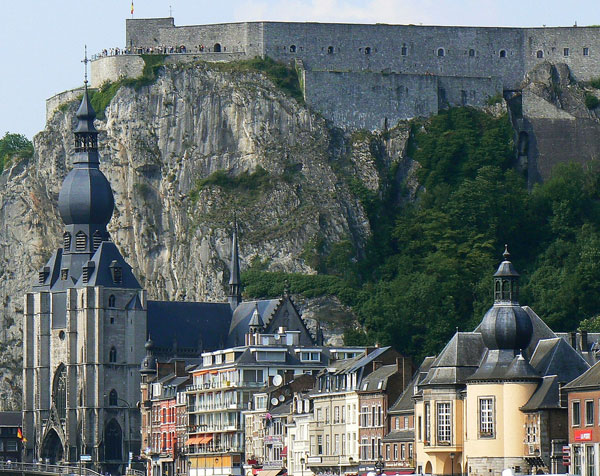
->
[[59, 331, 65, 340]]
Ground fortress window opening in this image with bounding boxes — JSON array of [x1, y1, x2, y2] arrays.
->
[[364, 47, 371, 55], [536, 50, 544, 58], [327, 46, 334, 54], [401, 45, 408, 56], [584, 47, 590, 56], [564, 47, 570, 56], [437, 48, 445, 57], [289, 45, 296, 52], [469, 48, 475, 57], [214, 43, 221, 52], [499, 49, 507, 58]]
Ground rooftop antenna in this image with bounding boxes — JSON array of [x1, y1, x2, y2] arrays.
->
[[169, 5, 173, 17], [81, 45, 89, 87]]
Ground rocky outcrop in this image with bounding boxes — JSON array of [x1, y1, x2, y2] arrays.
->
[[0, 61, 414, 406]]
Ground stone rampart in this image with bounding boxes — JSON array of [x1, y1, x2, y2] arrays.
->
[[90, 55, 145, 88], [46, 87, 85, 122]]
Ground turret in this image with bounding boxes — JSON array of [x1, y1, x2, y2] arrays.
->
[[228, 220, 242, 310]]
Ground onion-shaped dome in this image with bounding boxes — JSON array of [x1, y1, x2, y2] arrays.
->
[[57, 87, 114, 227], [140, 338, 157, 374]]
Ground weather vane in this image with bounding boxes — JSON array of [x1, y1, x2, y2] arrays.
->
[[81, 45, 89, 86]]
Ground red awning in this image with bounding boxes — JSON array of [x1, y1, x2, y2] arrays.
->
[[281, 446, 287, 457], [200, 435, 214, 444], [186, 436, 203, 445]]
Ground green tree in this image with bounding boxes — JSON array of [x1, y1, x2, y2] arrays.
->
[[0, 132, 33, 172]]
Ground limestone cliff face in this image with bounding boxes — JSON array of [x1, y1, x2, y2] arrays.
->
[[0, 62, 414, 406]]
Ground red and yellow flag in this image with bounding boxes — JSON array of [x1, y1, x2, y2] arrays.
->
[[17, 428, 27, 443], [131, 1, 134, 15]]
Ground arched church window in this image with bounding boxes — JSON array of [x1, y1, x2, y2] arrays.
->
[[75, 231, 87, 251], [104, 419, 122, 461], [109, 346, 117, 363], [52, 364, 67, 419], [108, 295, 116, 308], [109, 389, 118, 406], [63, 232, 72, 250], [93, 230, 102, 252]]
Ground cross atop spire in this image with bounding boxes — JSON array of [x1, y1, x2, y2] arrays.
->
[[81, 45, 90, 86]]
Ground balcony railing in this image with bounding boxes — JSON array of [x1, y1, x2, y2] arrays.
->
[[187, 424, 241, 433], [187, 403, 244, 413]]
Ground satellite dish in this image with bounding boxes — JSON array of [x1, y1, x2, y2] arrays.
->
[[273, 374, 283, 387], [278, 395, 285, 402], [271, 397, 279, 406]]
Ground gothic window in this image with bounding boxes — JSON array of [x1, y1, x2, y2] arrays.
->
[[63, 232, 71, 250], [109, 346, 117, 363], [290, 45, 296, 53], [327, 46, 334, 54], [213, 43, 222, 53], [499, 50, 507, 58], [108, 295, 116, 308], [401, 45, 408, 56], [536, 50, 543, 58], [92, 230, 102, 252], [52, 364, 67, 419], [109, 389, 118, 406], [469, 48, 475, 57], [104, 419, 122, 461], [437, 48, 445, 57], [75, 231, 87, 251]]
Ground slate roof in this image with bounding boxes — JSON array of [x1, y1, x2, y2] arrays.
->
[[76, 241, 141, 289], [0, 412, 21, 427], [358, 364, 400, 392], [228, 299, 281, 347], [389, 356, 435, 414], [521, 375, 562, 411], [530, 337, 590, 384], [147, 300, 232, 355], [564, 359, 600, 390], [383, 429, 414, 443], [419, 333, 485, 386], [270, 401, 292, 416]]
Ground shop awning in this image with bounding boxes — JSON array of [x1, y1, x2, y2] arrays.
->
[[257, 470, 285, 476], [281, 446, 287, 457], [186, 436, 203, 445], [199, 435, 214, 444]]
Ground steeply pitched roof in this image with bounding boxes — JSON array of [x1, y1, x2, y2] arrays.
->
[[530, 337, 590, 384], [383, 429, 414, 442], [359, 364, 399, 392], [147, 300, 232, 354], [77, 241, 141, 289], [564, 359, 600, 390], [521, 375, 562, 411], [228, 299, 281, 347], [420, 333, 485, 386], [390, 356, 435, 413]]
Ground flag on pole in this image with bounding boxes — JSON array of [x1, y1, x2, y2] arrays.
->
[[17, 428, 27, 443], [131, 1, 134, 15]]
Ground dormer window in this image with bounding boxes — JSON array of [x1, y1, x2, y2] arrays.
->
[[61, 269, 68, 280], [63, 232, 72, 250], [82, 260, 95, 284], [39, 266, 50, 284], [75, 231, 87, 251], [109, 261, 122, 284]]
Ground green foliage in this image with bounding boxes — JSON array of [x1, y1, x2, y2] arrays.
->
[[240, 106, 600, 363], [213, 56, 304, 103], [0, 132, 33, 172], [486, 93, 503, 106], [590, 77, 600, 89], [585, 93, 600, 109]]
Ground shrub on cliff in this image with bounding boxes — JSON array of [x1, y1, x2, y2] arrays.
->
[[0, 132, 33, 172]]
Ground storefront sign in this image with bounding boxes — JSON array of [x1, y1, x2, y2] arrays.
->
[[574, 429, 593, 441]]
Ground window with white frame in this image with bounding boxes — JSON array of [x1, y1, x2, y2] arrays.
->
[[360, 406, 369, 427], [587, 445, 595, 476], [360, 437, 368, 460], [334, 434, 339, 455], [424, 403, 431, 443], [586, 400, 594, 426], [436, 402, 451, 443], [573, 401, 581, 426], [479, 397, 494, 437]]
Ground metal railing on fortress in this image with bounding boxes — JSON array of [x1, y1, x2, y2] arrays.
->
[[0, 460, 103, 475], [91, 44, 233, 60]]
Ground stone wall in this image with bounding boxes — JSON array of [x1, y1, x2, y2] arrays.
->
[[90, 54, 145, 89], [303, 71, 438, 130], [46, 87, 85, 122]]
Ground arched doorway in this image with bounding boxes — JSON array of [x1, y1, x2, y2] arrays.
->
[[104, 419, 122, 461], [41, 428, 64, 464], [425, 461, 433, 475], [214, 43, 222, 52]]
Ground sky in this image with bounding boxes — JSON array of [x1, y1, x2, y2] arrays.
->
[[2, 0, 600, 139]]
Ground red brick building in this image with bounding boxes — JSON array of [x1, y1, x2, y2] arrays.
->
[[357, 360, 413, 474]]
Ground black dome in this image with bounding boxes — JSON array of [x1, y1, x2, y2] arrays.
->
[[58, 166, 114, 226], [480, 303, 533, 351]]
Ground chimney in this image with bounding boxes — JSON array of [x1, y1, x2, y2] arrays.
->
[[581, 330, 589, 352], [373, 360, 382, 372], [175, 360, 186, 376], [570, 331, 577, 349]]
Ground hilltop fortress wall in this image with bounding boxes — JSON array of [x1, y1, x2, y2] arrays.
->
[[89, 18, 600, 133]]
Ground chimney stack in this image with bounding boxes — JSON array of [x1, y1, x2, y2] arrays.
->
[[570, 331, 577, 349], [581, 330, 589, 352]]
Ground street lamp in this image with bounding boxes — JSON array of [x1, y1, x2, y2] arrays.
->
[[375, 456, 384, 475], [450, 452, 455, 476], [300, 456, 305, 476]]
